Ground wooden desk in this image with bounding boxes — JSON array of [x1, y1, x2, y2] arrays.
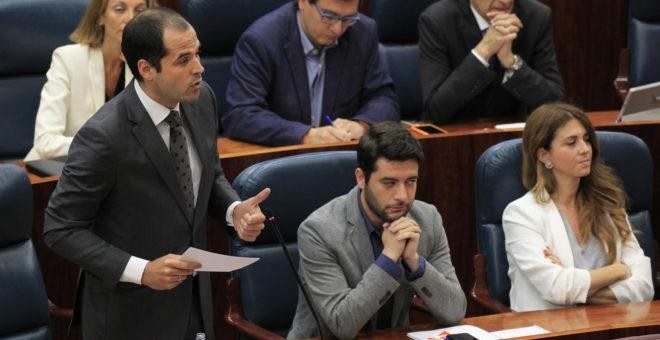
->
[[23, 111, 660, 340], [356, 301, 660, 339]]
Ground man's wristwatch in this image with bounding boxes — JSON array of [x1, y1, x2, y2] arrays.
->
[[506, 54, 523, 71]]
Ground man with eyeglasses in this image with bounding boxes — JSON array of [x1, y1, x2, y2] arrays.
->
[[223, 0, 400, 146], [419, 0, 565, 124]]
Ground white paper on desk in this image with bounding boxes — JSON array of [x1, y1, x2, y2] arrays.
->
[[407, 324, 498, 340], [491, 325, 549, 339], [494, 122, 526, 130], [180, 247, 258, 272]]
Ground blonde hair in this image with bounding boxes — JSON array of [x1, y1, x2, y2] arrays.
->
[[69, 0, 157, 48], [522, 103, 631, 264]]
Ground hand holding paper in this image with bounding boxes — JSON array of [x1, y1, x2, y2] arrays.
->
[[180, 247, 258, 272]]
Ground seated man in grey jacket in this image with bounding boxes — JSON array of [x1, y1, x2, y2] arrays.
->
[[288, 122, 466, 339]]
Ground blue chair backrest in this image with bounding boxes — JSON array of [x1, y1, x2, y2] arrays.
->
[[0, 0, 88, 160], [475, 131, 657, 306], [370, 0, 436, 120], [628, 0, 660, 87], [0, 164, 50, 339], [180, 0, 289, 131], [231, 151, 357, 336]]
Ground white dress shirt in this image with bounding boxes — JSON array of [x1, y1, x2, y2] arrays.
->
[[119, 81, 239, 284]]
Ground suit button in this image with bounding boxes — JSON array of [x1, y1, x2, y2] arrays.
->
[[421, 287, 432, 298]]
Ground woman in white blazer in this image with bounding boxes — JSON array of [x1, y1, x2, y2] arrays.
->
[[502, 103, 654, 312], [25, 0, 155, 161]]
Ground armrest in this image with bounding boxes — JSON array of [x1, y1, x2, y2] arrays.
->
[[225, 277, 285, 340], [470, 253, 512, 314], [48, 299, 73, 319], [613, 48, 629, 103]]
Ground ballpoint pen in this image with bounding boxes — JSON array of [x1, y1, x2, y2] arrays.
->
[[322, 115, 334, 126]]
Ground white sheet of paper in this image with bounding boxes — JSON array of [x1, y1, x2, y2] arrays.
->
[[494, 122, 526, 130], [491, 325, 549, 339], [180, 247, 258, 272], [407, 324, 498, 340]]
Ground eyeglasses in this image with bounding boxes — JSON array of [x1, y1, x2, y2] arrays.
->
[[312, 3, 360, 27]]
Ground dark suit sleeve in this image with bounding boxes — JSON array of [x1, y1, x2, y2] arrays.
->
[[349, 21, 400, 124], [207, 85, 240, 218], [501, 7, 565, 107], [419, 11, 497, 123], [223, 32, 311, 146], [43, 119, 129, 290]]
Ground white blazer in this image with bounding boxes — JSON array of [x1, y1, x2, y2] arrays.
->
[[502, 191, 654, 312], [24, 44, 133, 161]]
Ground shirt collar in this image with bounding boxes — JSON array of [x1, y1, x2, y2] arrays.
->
[[134, 81, 181, 126], [470, 4, 490, 32], [296, 12, 338, 57]]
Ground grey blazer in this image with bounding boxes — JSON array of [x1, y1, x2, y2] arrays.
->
[[288, 186, 466, 339], [43, 81, 239, 340]]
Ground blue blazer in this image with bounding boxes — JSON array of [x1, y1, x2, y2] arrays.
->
[[223, 2, 400, 146]]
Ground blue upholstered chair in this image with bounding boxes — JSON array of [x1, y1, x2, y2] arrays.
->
[[370, 0, 436, 120], [227, 151, 357, 338], [0, 164, 53, 338], [614, 0, 660, 100], [0, 0, 88, 160], [180, 0, 289, 132], [472, 131, 657, 313], [628, 0, 660, 88]]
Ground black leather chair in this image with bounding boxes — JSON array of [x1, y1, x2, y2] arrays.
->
[[227, 151, 357, 338], [369, 0, 436, 121], [0, 0, 88, 160], [180, 0, 289, 132], [472, 131, 658, 313], [0, 164, 53, 339], [613, 0, 660, 100]]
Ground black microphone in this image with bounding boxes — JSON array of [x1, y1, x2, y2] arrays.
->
[[262, 207, 325, 340]]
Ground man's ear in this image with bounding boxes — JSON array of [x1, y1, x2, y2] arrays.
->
[[137, 59, 155, 81], [355, 168, 366, 190]]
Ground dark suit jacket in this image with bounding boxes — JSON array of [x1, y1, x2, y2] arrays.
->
[[223, 2, 400, 146], [43, 81, 239, 340], [419, 0, 565, 123]]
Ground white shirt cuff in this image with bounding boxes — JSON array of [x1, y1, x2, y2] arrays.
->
[[119, 256, 149, 285], [225, 201, 241, 226], [503, 70, 514, 83], [471, 49, 489, 67]]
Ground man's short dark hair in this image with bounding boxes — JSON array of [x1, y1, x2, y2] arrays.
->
[[294, 0, 318, 9], [357, 122, 425, 182], [122, 7, 191, 81]]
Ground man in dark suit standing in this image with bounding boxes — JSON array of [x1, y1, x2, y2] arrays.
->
[[419, 0, 565, 123], [43, 7, 269, 340], [223, 0, 400, 146]]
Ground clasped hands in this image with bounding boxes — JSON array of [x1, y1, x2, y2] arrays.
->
[[381, 217, 422, 272], [303, 118, 366, 144], [142, 188, 271, 290], [474, 11, 523, 69]]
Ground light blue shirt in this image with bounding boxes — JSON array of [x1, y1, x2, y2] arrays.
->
[[558, 210, 607, 270], [296, 14, 337, 127]]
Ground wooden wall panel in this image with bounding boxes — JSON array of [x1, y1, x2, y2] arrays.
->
[[541, 0, 628, 110]]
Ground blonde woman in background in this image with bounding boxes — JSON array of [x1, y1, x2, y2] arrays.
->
[[25, 0, 156, 161], [502, 102, 654, 311]]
